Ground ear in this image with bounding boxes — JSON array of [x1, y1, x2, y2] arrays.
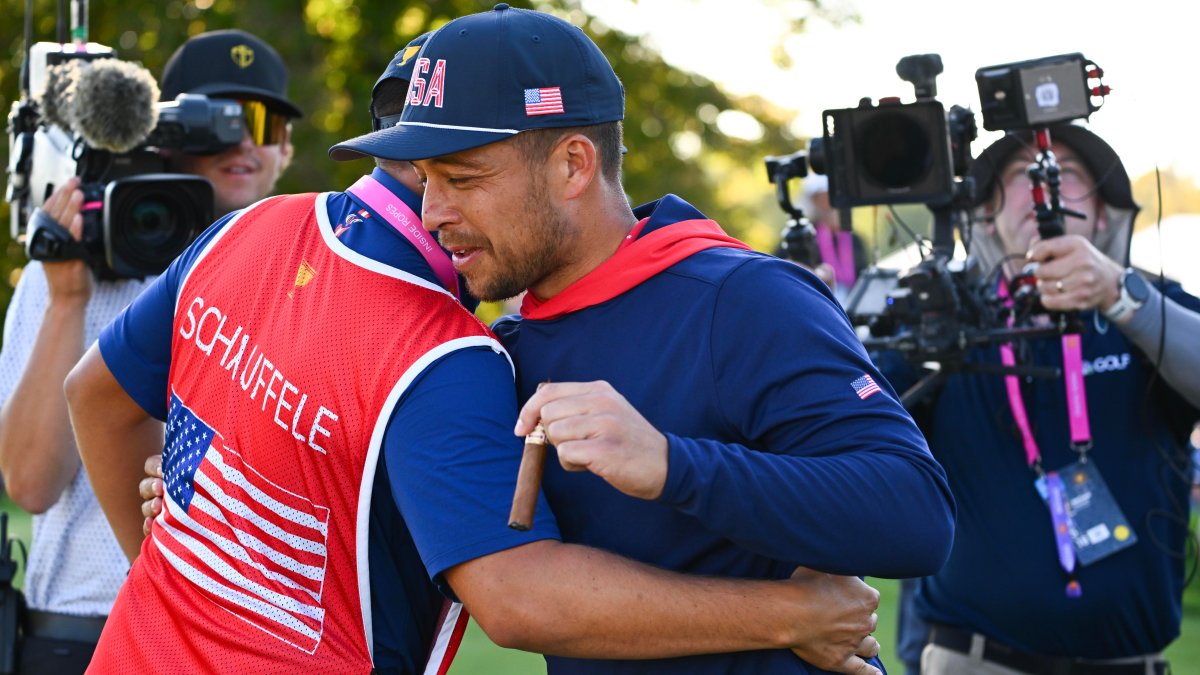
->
[[277, 123, 295, 174], [1094, 197, 1108, 233], [554, 134, 598, 201]]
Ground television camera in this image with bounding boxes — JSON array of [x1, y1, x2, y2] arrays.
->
[[5, 0, 251, 279], [767, 53, 1109, 406]]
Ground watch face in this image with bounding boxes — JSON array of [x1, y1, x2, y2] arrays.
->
[[1124, 270, 1151, 303]]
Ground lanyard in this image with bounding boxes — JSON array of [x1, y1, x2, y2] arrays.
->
[[346, 175, 459, 298], [996, 281, 1093, 468], [997, 280, 1090, 598]]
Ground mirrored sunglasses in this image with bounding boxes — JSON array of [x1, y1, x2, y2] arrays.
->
[[239, 99, 290, 146]]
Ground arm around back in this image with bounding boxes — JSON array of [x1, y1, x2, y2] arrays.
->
[[445, 539, 882, 671]]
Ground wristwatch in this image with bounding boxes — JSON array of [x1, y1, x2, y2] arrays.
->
[[1102, 268, 1150, 322]]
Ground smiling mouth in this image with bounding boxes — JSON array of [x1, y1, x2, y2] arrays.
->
[[448, 246, 483, 268]]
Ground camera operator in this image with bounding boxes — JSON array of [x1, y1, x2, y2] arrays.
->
[[799, 174, 867, 303], [0, 28, 299, 673], [884, 124, 1200, 675]]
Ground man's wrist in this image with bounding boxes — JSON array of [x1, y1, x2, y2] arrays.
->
[[46, 294, 90, 312], [1103, 268, 1149, 323]]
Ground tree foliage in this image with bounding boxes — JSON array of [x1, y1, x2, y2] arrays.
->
[[1132, 167, 1200, 227], [0, 0, 814, 321]]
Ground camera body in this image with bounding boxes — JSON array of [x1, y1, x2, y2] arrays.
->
[[976, 53, 1101, 132], [5, 42, 246, 279], [818, 99, 956, 208], [769, 53, 1104, 383]]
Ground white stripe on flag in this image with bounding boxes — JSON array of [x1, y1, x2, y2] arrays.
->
[[177, 493, 326, 590], [207, 447, 329, 535], [154, 534, 324, 644], [195, 467, 327, 556], [158, 514, 326, 622]]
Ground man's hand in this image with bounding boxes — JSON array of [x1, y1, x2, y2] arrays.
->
[[40, 178, 93, 304], [1028, 234, 1123, 315], [139, 454, 164, 536], [785, 568, 882, 675], [514, 381, 668, 500]]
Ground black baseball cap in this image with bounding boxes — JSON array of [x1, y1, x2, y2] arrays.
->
[[370, 32, 432, 131], [160, 29, 303, 118], [969, 124, 1134, 209], [330, 4, 624, 162]]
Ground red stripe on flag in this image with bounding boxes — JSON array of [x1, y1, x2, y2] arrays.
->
[[158, 441, 331, 654], [155, 514, 325, 653]]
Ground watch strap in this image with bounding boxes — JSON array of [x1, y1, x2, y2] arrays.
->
[[1102, 268, 1143, 321]]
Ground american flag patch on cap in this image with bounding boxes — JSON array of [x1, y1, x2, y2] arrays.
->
[[524, 87, 564, 116], [851, 374, 882, 400]]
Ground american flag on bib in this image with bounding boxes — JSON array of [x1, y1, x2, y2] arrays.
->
[[851, 374, 882, 400], [524, 87, 564, 116], [156, 392, 331, 653]]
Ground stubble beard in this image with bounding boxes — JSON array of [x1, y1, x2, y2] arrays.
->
[[468, 178, 575, 303]]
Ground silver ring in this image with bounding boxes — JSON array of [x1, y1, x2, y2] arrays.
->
[[1056, 279, 1065, 293]]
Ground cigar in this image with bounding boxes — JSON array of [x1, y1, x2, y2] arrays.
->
[[508, 421, 547, 531]]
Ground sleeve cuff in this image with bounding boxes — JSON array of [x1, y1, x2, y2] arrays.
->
[[656, 432, 696, 506]]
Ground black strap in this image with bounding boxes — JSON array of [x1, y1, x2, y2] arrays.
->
[[24, 611, 106, 644], [25, 208, 92, 264]]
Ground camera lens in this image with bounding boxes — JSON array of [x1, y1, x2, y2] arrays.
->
[[113, 189, 196, 265], [857, 111, 933, 189], [104, 175, 212, 277], [127, 198, 177, 247]]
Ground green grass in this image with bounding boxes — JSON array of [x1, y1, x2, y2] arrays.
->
[[3, 495, 1197, 673], [447, 571, 1200, 675]]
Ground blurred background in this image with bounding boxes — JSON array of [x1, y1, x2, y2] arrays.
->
[[1, 0, 1197, 671]]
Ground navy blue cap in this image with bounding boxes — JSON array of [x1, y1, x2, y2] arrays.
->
[[330, 4, 624, 161], [161, 29, 302, 118], [371, 32, 431, 130]]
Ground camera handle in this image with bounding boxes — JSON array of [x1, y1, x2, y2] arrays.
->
[[764, 152, 820, 268], [1028, 127, 1086, 241], [24, 207, 92, 263], [897, 359, 1062, 410]]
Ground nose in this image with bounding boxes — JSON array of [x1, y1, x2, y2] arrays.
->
[[420, 178, 459, 233], [238, 127, 257, 150]]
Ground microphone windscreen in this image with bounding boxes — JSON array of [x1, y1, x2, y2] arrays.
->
[[70, 59, 160, 153], [37, 61, 82, 131]]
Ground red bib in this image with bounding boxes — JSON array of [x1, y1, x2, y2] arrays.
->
[[92, 193, 494, 674]]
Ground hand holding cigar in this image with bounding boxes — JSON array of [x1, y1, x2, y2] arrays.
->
[[512, 381, 670, 502], [508, 419, 547, 531]]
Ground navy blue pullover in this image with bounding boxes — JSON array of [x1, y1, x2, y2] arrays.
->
[[494, 195, 955, 674]]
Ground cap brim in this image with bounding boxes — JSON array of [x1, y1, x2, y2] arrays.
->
[[328, 122, 515, 162], [189, 83, 304, 118]]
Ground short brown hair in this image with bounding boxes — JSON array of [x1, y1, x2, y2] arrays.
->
[[512, 122, 623, 184]]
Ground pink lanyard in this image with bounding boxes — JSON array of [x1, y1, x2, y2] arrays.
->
[[996, 281, 1092, 468], [997, 280, 1089, 597], [346, 175, 459, 297]]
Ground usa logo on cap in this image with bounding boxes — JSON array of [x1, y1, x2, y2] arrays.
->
[[525, 87, 564, 116]]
